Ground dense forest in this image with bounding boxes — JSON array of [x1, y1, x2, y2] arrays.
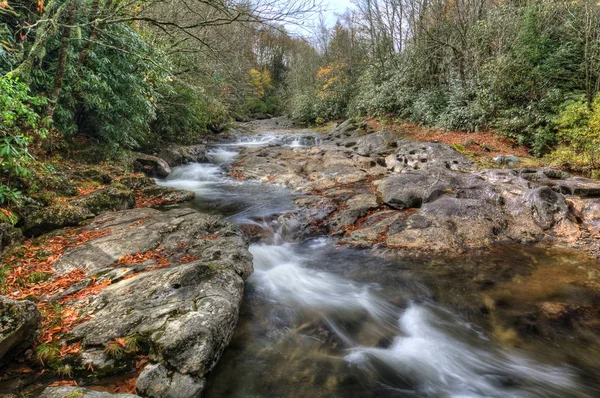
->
[[286, 0, 600, 165], [1, 0, 600, 210]]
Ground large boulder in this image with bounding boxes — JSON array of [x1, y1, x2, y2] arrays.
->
[[73, 184, 136, 215], [158, 145, 208, 167], [527, 186, 568, 230], [38, 387, 139, 398], [377, 171, 454, 210], [49, 207, 253, 397], [136, 363, 205, 398], [133, 154, 171, 178], [0, 296, 41, 365], [23, 203, 93, 236], [355, 130, 398, 156]]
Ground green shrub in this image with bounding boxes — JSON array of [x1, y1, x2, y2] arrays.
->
[[550, 95, 600, 168], [0, 75, 48, 205]]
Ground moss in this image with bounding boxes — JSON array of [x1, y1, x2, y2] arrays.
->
[[73, 183, 135, 216], [23, 203, 93, 236]]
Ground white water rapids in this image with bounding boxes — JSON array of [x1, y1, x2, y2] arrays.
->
[[157, 133, 596, 398]]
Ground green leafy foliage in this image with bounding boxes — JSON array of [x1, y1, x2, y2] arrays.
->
[[547, 95, 600, 168], [0, 75, 48, 205]]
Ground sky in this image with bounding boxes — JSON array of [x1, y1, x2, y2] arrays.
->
[[325, 0, 355, 25]]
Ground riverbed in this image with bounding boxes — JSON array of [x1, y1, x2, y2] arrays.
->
[[158, 133, 600, 398]]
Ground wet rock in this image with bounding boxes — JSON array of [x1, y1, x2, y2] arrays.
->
[[551, 177, 600, 198], [136, 363, 205, 398], [23, 203, 93, 236], [158, 145, 207, 167], [527, 187, 568, 230], [49, 208, 252, 396], [355, 130, 398, 156], [133, 154, 171, 178], [73, 184, 136, 215], [0, 297, 41, 364], [38, 386, 139, 398], [493, 155, 520, 167], [377, 171, 453, 210], [537, 302, 594, 326], [328, 194, 379, 231]]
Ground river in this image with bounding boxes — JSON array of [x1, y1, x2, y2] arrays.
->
[[158, 133, 600, 398]]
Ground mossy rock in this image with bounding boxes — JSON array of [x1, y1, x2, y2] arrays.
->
[[140, 185, 195, 204], [23, 203, 94, 236], [118, 175, 155, 190], [73, 184, 136, 216], [0, 296, 41, 365], [73, 167, 113, 185]]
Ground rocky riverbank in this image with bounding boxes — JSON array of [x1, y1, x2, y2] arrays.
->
[[0, 144, 255, 398], [230, 120, 600, 259]]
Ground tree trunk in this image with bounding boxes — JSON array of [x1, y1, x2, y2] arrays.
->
[[46, 0, 78, 119]]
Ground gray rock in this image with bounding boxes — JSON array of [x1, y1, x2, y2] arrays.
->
[[328, 194, 379, 231], [136, 363, 205, 398], [23, 203, 94, 236], [355, 130, 398, 156], [0, 296, 41, 364], [527, 186, 568, 230], [385, 141, 474, 173], [493, 155, 521, 167], [158, 145, 208, 167], [48, 207, 252, 397], [38, 386, 140, 398], [133, 154, 171, 178], [377, 171, 453, 209]]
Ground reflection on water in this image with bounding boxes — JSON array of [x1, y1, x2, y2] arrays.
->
[[158, 134, 600, 398]]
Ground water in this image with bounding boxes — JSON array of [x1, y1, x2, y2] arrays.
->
[[158, 133, 600, 398]]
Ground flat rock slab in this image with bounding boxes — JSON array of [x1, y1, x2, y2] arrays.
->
[[51, 207, 253, 397]]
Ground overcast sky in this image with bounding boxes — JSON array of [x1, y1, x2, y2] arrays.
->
[[325, 0, 355, 24]]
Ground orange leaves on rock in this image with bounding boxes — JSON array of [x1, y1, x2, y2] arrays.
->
[[128, 216, 151, 228], [17, 269, 87, 300], [58, 277, 112, 304], [3, 227, 113, 351], [180, 254, 200, 264], [114, 377, 138, 394], [76, 185, 107, 197], [135, 193, 168, 208], [38, 304, 86, 345], [199, 233, 220, 241], [118, 248, 169, 267], [59, 341, 82, 357], [3, 227, 111, 296], [49, 380, 78, 387]]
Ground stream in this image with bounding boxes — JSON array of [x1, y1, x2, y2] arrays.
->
[[158, 133, 600, 398]]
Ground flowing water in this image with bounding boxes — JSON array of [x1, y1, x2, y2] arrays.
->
[[158, 133, 600, 398]]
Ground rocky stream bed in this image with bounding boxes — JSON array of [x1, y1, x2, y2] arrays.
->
[[1, 120, 600, 397]]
